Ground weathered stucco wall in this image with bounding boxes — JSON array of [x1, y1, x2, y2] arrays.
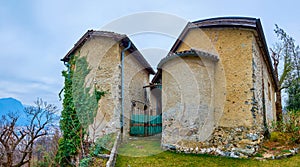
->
[[72, 36, 151, 140], [73, 36, 122, 140], [124, 52, 150, 136], [176, 28, 254, 128], [161, 56, 216, 145], [161, 27, 275, 156], [149, 86, 162, 115], [252, 37, 276, 127]]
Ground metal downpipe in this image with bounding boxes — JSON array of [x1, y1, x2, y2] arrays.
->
[[121, 41, 131, 133]]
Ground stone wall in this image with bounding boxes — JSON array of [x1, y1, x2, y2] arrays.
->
[[72, 36, 151, 141], [164, 126, 264, 158], [161, 27, 276, 155], [123, 51, 150, 137], [252, 37, 276, 127], [149, 86, 162, 115], [174, 28, 255, 127], [74, 36, 122, 140], [177, 28, 255, 128]]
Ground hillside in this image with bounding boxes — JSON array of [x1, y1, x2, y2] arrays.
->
[[0, 97, 28, 125]]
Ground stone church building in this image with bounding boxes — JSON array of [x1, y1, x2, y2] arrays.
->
[[62, 17, 277, 156]]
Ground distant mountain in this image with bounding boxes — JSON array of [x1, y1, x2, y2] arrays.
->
[[0, 97, 28, 125], [0, 97, 24, 113], [0, 97, 60, 127]]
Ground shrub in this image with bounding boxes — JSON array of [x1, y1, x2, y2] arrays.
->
[[271, 110, 300, 144], [79, 133, 116, 166], [79, 156, 92, 167], [254, 153, 263, 157], [91, 133, 116, 156]]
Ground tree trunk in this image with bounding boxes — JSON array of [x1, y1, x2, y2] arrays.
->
[[272, 51, 283, 123], [7, 152, 13, 167], [276, 90, 283, 122], [28, 146, 32, 167]]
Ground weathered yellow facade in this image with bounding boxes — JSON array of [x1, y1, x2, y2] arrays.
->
[[156, 18, 277, 156], [124, 52, 151, 135], [178, 28, 255, 127], [62, 17, 278, 157], [74, 36, 122, 140], [160, 55, 217, 144], [62, 31, 154, 141]]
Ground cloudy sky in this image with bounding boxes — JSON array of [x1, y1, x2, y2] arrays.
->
[[1, 0, 299, 108]]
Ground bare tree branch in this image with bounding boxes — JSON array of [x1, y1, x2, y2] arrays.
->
[[0, 98, 58, 166]]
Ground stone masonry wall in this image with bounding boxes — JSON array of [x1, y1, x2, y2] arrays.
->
[[162, 27, 270, 156], [124, 51, 150, 137], [252, 37, 276, 127], [177, 28, 255, 128], [75, 36, 122, 141], [169, 126, 264, 158], [73, 37, 151, 140]]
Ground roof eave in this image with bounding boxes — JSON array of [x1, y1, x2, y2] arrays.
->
[[124, 40, 155, 75], [169, 17, 279, 90], [61, 30, 94, 62], [157, 49, 218, 69], [169, 22, 191, 54], [255, 19, 279, 91], [61, 30, 155, 75], [151, 69, 161, 83]]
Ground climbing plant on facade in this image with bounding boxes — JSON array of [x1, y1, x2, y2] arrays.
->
[[56, 56, 82, 166], [72, 56, 106, 130], [56, 53, 106, 166]]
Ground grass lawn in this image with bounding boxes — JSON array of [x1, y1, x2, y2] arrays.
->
[[116, 136, 300, 167], [117, 151, 300, 167], [117, 135, 163, 157]]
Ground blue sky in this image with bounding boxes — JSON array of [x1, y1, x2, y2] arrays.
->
[[0, 0, 299, 108]]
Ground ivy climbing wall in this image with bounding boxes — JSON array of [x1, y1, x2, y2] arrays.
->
[[69, 35, 151, 140]]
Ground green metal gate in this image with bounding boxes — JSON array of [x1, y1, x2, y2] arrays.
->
[[130, 108, 162, 136]]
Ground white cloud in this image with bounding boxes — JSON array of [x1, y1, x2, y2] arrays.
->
[[1, 0, 300, 109]]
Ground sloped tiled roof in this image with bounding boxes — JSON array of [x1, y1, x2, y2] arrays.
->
[[157, 48, 219, 68], [61, 30, 155, 74], [153, 17, 278, 90]]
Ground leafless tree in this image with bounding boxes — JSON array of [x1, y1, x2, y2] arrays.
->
[[31, 128, 60, 166], [270, 25, 299, 122], [0, 98, 58, 167]]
